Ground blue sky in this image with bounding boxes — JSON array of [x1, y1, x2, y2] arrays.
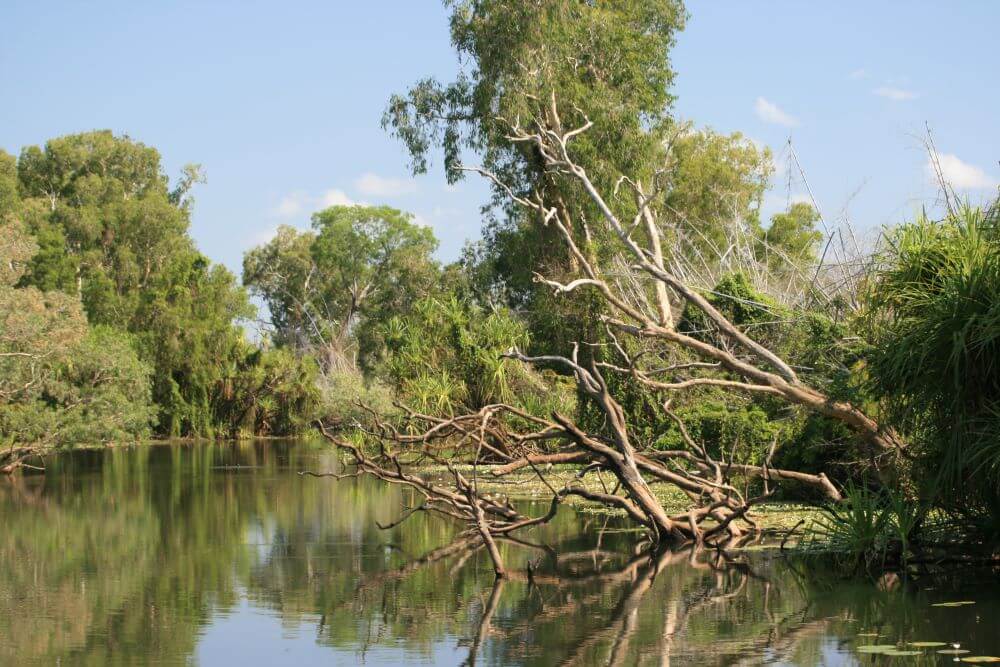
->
[[2, 1, 997, 275]]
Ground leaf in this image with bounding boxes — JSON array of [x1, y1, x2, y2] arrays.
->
[[856, 644, 898, 653]]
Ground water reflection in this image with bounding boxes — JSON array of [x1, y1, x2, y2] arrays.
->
[[1, 440, 998, 665]]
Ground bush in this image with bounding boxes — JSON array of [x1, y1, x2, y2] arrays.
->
[[375, 295, 575, 418], [862, 203, 1000, 518], [316, 364, 398, 429]]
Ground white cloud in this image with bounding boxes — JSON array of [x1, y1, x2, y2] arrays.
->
[[754, 97, 799, 128], [271, 191, 308, 218], [354, 172, 418, 197], [319, 189, 361, 207], [873, 86, 917, 102], [247, 225, 282, 248], [849, 68, 868, 80], [928, 152, 997, 190], [270, 189, 364, 220]]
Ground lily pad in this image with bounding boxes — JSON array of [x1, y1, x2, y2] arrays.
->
[[932, 601, 976, 607], [961, 658, 1000, 664], [856, 644, 898, 653], [885, 649, 923, 656], [940, 649, 972, 655], [857, 632, 881, 637], [909, 641, 947, 647]]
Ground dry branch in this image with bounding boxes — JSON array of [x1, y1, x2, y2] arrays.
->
[[311, 106, 903, 563]]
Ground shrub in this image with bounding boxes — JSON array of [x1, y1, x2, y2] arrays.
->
[[862, 203, 1000, 518]]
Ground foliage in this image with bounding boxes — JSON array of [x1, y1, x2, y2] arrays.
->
[[384, 0, 690, 354], [862, 203, 1000, 515], [655, 397, 779, 465], [0, 218, 154, 451], [385, 0, 685, 187], [0, 150, 18, 217], [376, 293, 574, 417], [665, 127, 772, 257], [212, 344, 322, 439], [243, 206, 439, 368], [806, 482, 902, 570], [315, 364, 398, 429], [757, 202, 824, 268], [631, 271, 866, 481], [9, 131, 310, 438]]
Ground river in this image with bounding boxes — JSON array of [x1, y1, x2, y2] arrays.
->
[[2, 439, 998, 665]]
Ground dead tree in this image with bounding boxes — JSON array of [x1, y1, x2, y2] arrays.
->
[[313, 108, 904, 575]]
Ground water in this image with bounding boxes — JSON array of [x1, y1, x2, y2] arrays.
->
[[2, 440, 998, 666]]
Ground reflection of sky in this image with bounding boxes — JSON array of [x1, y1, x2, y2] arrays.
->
[[246, 523, 271, 563], [196, 593, 466, 666], [770, 638, 862, 666]]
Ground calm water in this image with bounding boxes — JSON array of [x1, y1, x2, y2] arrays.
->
[[2, 440, 999, 666]]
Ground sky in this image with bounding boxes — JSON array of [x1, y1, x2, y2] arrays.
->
[[2, 1, 998, 276]]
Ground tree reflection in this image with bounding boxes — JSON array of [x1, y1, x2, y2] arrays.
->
[[3, 442, 999, 665]]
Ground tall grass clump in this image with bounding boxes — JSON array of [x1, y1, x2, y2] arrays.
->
[[805, 482, 925, 571], [862, 201, 1000, 535]]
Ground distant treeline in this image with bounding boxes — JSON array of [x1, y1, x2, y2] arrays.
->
[[1, 133, 318, 449]]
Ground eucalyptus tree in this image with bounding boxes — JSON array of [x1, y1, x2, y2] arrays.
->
[[0, 217, 154, 471], [758, 202, 824, 268], [243, 205, 439, 370], [383, 1, 774, 359], [10, 131, 318, 437], [384, 0, 685, 290]]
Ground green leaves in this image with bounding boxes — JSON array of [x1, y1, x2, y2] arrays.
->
[[244, 205, 439, 370], [862, 203, 1000, 516], [757, 202, 824, 268], [1, 219, 155, 449], [376, 292, 571, 418], [7, 131, 307, 439]]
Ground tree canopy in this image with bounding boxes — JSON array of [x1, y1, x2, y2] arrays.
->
[[1, 217, 154, 465], [5, 131, 316, 440], [243, 205, 439, 370]]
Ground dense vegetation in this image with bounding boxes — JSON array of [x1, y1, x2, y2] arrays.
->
[[3, 1, 999, 564], [1, 134, 318, 469]]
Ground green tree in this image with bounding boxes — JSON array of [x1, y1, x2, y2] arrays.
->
[[665, 127, 772, 256], [862, 203, 1000, 528], [375, 293, 573, 416], [1, 218, 154, 465], [383, 2, 774, 363], [757, 202, 823, 268], [384, 1, 686, 328], [11, 131, 307, 438], [0, 150, 18, 217], [243, 205, 439, 370]]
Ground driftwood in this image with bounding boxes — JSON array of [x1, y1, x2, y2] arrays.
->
[[313, 107, 904, 576], [1, 446, 44, 475]]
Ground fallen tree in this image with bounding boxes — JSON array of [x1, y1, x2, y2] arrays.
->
[[314, 106, 904, 576]]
